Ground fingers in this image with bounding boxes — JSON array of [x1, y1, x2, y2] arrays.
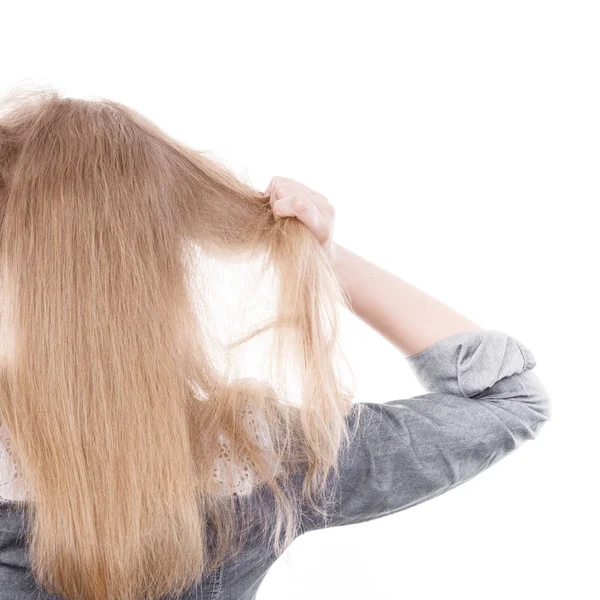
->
[[263, 176, 278, 198], [264, 176, 329, 210], [263, 177, 335, 248], [271, 195, 300, 219], [272, 195, 322, 231], [264, 176, 292, 200], [264, 176, 289, 204], [264, 177, 333, 246]]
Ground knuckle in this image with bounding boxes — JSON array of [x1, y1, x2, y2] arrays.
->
[[274, 182, 294, 199], [275, 185, 289, 199], [292, 197, 306, 212]]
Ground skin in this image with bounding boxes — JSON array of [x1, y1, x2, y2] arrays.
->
[[264, 176, 484, 357]]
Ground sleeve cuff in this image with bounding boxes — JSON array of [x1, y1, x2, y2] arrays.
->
[[405, 329, 536, 398]]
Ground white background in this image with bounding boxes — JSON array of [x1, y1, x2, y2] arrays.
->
[[1, 1, 598, 598]]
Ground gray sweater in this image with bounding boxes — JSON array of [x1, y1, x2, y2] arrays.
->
[[0, 329, 552, 600]]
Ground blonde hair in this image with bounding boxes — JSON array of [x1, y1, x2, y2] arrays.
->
[[0, 85, 358, 600]]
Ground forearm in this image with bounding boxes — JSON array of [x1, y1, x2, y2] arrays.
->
[[330, 243, 484, 357]]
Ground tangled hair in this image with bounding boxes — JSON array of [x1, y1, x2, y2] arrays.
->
[[0, 85, 359, 600]]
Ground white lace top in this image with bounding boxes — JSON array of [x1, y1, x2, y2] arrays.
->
[[0, 406, 273, 504], [0, 425, 30, 502]]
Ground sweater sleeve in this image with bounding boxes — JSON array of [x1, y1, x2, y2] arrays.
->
[[300, 329, 552, 532]]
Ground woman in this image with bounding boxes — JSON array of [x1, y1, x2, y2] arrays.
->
[[0, 88, 552, 600]]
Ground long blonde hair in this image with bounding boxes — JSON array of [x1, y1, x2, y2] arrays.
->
[[0, 85, 358, 600]]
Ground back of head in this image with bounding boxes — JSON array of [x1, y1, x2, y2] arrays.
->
[[0, 85, 355, 600]]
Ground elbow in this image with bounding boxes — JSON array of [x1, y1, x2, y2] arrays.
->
[[484, 368, 552, 443], [522, 369, 553, 439]]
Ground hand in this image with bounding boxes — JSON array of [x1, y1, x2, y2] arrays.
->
[[264, 176, 336, 261]]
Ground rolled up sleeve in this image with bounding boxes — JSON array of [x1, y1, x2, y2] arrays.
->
[[300, 329, 552, 532]]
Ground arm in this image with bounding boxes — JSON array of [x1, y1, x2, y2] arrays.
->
[[264, 176, 483, 357], [300, 328, 552, 532], [263, 177, 552, 533], [330, 242, 484, 357], [313, 243, 551, 530]]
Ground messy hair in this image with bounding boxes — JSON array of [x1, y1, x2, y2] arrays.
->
[[0, 85, 358, 600]]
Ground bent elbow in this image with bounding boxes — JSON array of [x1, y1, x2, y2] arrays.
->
[[517, 369, 553, 441]]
